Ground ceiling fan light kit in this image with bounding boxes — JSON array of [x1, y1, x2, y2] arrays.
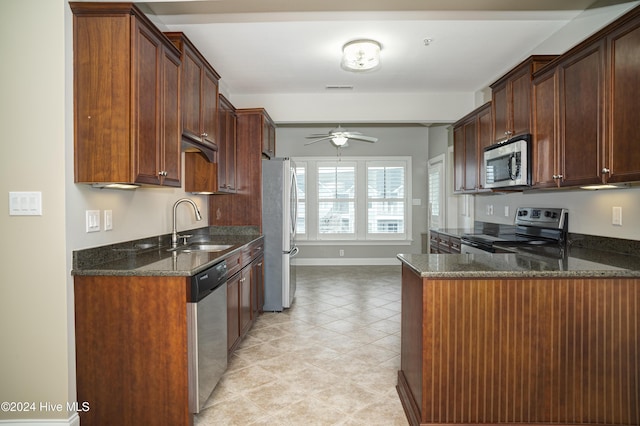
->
[[341, 39, 381, 72]]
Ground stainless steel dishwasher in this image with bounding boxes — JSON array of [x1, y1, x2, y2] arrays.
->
[[187, 260, 228, 413]]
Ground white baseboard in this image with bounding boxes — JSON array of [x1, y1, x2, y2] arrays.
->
[[0, 414, 79, 426], [292, 257, 401, 266]]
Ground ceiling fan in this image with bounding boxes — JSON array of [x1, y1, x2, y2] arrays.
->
[[305, 125, 378, 148]]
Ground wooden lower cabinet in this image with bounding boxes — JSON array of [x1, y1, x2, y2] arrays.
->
[[429, 230, 461, 254], [228, 241, 264, 355], [74, 275, 192, 426], [397, 264, 640, 426]]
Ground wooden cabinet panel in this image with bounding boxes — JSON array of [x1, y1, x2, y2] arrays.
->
[[71, 3, 181, 187], [607, 17, 640, 183], [453, 102, 491, 193], [227, 240, 264, 355], [398, 269, 640, 425], [491, 56, 557, 144], [252, 255, 264, 317], [74, 275, 190, 426], [240, 270, 252, 335], [209, 108, 272, 228], [202, 69, 219, 147], [453, 126, 465, 192], [511, 69, 533, 137], [180, 46, 202, 144], [165, 32, 220, 154], [227, 272, 241, 352], [477, 104, 493, 189], [532, 67, 559, 188], [492, 83, 509, 143], [463, 119, 478, 191], [532, 42, 605, 189], [558, 41, 605, 187], [217, 94, 237, 192]]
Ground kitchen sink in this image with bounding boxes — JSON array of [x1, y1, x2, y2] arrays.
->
[[172, 243, 234, 253]]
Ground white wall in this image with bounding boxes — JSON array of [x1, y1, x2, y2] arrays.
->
[[0, 0, 72, 422], [475, 187, 640, 240]]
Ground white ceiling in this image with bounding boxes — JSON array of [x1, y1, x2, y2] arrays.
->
[[140, 0, 624, 97]]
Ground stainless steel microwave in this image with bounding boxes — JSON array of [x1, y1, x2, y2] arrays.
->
[[483, 134, 532, 189]]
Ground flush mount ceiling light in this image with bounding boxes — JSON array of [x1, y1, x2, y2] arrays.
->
[[341, 39, 381, 72]]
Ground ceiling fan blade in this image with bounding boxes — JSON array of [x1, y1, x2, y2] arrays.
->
[[304, 136, 333, 145], [342, 131, 363, 136], [306, 134, 332, 138], [347, 134, 378, 143]]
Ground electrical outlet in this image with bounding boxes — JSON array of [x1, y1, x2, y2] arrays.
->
[[612, 206, 622, 226], [504, 206, 510, 217], [104, 210, 113, 231], [86, 210, 100, 233], [486, 204, 494, 215], [339, 249, 344, 257]]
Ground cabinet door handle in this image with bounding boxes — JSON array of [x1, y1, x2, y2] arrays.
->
[[553, 174, 563, 179], [201, 133, 208, 138], [158, 171, 167, 177], [602, 167, 611, 174]]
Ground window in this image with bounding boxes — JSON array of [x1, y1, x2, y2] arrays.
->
[[428, 154, 445, 229], [318, 162, 356, 236], [292, 156, 411, 242], [367, 162, 405, 236], [295, 162, 306, 235]]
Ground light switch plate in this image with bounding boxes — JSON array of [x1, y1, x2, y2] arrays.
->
[[9, 191, 42, 216], [104, 210, 113, 231], [86, 210, 100, 233], [612, 206, 622, 226]]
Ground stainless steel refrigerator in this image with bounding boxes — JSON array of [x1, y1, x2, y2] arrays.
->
[[262, 158, 299, 311]]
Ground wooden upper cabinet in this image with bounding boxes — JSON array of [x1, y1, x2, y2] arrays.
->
[[185, 94, 237, 194], [532, 5, 640, 189], [490, 55, 557, 144], [262, 113, 276, 158], [463, 119, 478, 192], [218, 94, 237, 193], [558, 40, 605, 187], [71, 2, 181, 187], [453, 125, 465, 192], [477, 103, 493, 190], [606, 15, 640, 183], [453, 102, 492, 193], [165, 32, 220, 155], [532, 66, 560, 188]]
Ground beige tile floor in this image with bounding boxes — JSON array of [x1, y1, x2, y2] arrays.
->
[[195, 265, 408, 426]]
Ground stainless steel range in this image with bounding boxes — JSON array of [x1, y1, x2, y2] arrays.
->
[[460, 207, 568, 255]]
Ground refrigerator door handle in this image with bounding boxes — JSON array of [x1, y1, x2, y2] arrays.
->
[[284, 246, 299, 257]]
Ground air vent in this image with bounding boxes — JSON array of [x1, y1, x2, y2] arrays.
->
[[325, 85, 354, 90]]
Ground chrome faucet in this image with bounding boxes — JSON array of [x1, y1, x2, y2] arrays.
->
[[171, 198, 202, 248]]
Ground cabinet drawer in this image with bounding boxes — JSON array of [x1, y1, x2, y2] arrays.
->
[[449, 238, 461, 253], [226, 251, 243, 277]]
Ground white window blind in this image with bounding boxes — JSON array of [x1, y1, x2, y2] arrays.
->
[[295, 163, 306, 235], [317, 163, 356, 235], [367, 163, 405, 234]]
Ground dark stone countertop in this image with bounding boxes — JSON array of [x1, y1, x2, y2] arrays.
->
[[72, 226, 262, 277], [398, 246, 640, 278]]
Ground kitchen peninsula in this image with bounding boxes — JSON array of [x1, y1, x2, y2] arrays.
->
[[396, 251, 640, 426]]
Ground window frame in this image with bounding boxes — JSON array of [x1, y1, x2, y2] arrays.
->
[[292, 156, 412, 244]]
